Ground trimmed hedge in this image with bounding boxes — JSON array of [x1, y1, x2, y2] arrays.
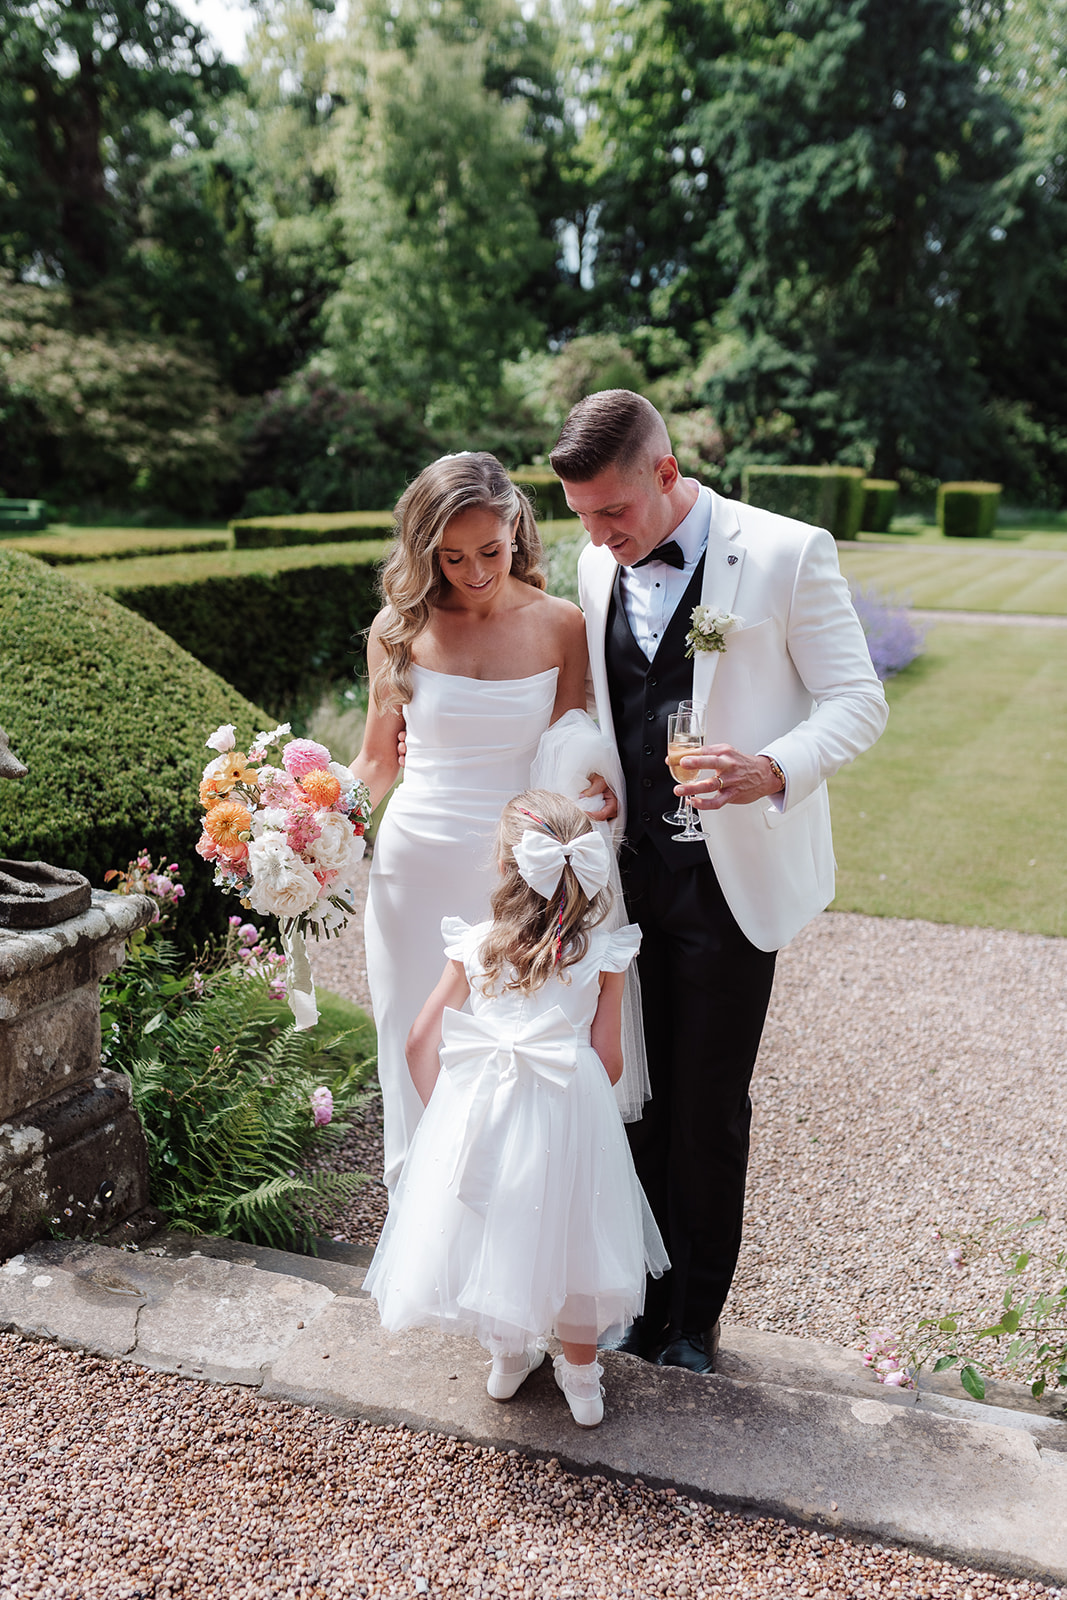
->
[[509, 468, 571, 522], [75, 542, 389, 711], [0, 527, 230, 564], [741, 465, 866, 540], [231, 511, 396, 549], [861, 480, 900, 534], [0, 550, 271, 948], [937, 481, 1002, 538]]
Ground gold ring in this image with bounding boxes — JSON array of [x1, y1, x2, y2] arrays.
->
[[717, 774, 724, 792]]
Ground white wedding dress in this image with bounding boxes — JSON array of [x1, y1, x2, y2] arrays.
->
[[365, 665, 560, 1192], [363, 918, 668, 1350]]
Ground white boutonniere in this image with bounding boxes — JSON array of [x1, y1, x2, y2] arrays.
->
[[685, 604, 744, 658]]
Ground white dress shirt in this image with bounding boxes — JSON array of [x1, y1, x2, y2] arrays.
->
[[618, 484, 711, 661]]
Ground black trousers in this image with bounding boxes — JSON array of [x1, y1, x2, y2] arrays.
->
[[621, 834, 777, 1332]]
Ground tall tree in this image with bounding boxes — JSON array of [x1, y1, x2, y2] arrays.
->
[[677, 0, 1027, 481], [0, 0, 239, 287], [321, 0, 556, 426]]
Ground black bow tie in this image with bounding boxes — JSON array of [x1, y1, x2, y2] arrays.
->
[[632, 540, 685, 570]]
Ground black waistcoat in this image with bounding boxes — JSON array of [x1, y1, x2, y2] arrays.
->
[[606, 555, 708, 868]]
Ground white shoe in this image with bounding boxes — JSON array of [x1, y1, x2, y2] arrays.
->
[[553, 1354, 605, 1427], [486, 1343, 545, 1401]]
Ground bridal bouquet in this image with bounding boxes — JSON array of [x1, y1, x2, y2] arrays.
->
[[196, 722, 371, 1027]]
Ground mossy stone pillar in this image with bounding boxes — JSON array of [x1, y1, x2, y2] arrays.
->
[[0, 890, 156, 1259]]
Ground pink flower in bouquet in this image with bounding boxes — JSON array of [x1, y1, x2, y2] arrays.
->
[[283, 739, 332, 780], [311, 1086, 333, 1127], [256, 765, 301, 805], [285, 802, 323, 856], [196, 831, 221, 863]]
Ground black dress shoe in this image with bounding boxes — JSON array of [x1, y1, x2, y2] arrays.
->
[[654, 1320, 721, 1375], [599, 1314, 670, 1361]]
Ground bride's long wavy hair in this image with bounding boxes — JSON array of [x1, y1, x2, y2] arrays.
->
[[372, 453, 545, 710], [479, 790, 611, 997]]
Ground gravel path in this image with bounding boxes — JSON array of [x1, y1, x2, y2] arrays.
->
[[2, 1336, 1059, 1600], [4, 863, 1065, 1599]]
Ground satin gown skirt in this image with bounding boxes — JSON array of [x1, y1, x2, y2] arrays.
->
[[365, 664, 559, 1192]]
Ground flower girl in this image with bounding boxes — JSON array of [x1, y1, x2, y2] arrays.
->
[[363, 789, 668, 1427]]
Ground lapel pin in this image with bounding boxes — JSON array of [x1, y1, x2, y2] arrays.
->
[[727, 554, 738, 565]]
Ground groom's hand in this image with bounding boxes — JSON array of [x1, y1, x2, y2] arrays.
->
[[674, 746, 784, 810], [581, 772, 619, 822]]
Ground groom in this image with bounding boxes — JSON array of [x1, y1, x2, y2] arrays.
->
[[550, 391, 888, 1372]]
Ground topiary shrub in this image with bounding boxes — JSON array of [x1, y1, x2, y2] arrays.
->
[[861, 480, 899, 534], [82, 546, 387, 711], [0, 550, 271, 947], [937, 481, 1002, 538], [741, 465, 866, 540]]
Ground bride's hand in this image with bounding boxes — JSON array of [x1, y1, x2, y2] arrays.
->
[[396, 716, 407, 769], [581, 771, 618, 822]]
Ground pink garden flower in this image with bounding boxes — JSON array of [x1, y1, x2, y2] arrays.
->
[[283, 739, 332, 780], [311, 1086, 333, 1127]]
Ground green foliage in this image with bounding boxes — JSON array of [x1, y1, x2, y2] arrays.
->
[[508, 469, 571, 523], [0, 279, 241, 515], [937, 482, 1003, 539], [236, 373, 439, 517], [741, 465, 865, 539], [81, 544, 386, 710], [860, 481, 899, 534], [674, 0, 1034, 484], [0, 549, 270, 946], [323, 10, 553, 426], [908, 1220, 1067, 1405], [102, 937, 374, 1250]]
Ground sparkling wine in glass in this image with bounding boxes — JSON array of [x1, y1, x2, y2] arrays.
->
[[663, 701, 696, 826], [667, 710, 704, 842]]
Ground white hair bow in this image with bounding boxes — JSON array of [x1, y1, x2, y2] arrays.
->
[[512, 828, 612, 900]]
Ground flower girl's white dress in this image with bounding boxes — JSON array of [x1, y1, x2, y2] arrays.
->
[[363, 917, 669, 1352]]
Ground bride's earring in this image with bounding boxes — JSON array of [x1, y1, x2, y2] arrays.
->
[[511, 541, 518, 552]]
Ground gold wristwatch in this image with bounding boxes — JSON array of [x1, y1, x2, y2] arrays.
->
[[766, 756, 786, 794]]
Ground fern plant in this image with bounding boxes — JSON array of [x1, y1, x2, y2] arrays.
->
[[125, 971, 372, 1250]]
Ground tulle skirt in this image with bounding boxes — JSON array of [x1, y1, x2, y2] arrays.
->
[[363, 1043, 668, 1354]]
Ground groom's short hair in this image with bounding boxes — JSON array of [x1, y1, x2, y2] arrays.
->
[[549, 390, 669, 482]]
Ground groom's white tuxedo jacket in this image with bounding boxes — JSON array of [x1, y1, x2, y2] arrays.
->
[[578, 484, 888, 953]]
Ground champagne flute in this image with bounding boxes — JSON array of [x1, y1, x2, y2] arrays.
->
[[662, 700, 696, 826], [667, 709, 705, 842]]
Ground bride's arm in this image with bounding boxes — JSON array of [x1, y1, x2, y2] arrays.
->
[[548, 602, 619, 822], [348, 617, 404, 810], [549, 601, 591, 722]]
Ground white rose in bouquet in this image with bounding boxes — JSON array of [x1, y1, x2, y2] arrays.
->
[[306, 810, 359, 874], [246, 835, 321, 918]]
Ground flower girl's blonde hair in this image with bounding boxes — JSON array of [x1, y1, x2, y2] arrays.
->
[[479, 789, 611, 997], [372, 453, 544, 710]]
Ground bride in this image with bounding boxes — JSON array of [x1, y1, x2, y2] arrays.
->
[[349, 452, 617, 1193]]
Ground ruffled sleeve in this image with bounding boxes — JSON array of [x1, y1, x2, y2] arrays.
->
[[441, 916, 475, 962], [593, 922, 642, 973]]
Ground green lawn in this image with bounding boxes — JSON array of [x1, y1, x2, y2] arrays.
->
[[838, 546, 1067, 615], [829, 621, 1067, 936]]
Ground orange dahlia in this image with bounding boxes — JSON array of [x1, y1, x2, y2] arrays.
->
[[199, 776, 224, 810], [204, 799, 252, 852], [299, 768, 342, 808]]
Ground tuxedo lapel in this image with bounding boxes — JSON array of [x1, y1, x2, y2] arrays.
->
[[692, 492, 745, 716], [580, 541, 620, 750]]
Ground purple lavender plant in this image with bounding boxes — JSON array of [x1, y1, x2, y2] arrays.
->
[[850, 583, 927, 680]]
